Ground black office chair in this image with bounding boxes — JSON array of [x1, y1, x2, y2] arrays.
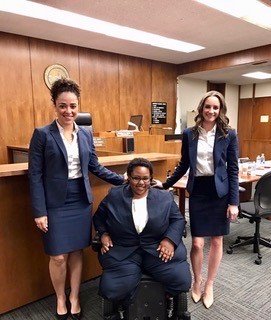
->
[[75, 112, 92, 131], [227, 171, 271, 265]]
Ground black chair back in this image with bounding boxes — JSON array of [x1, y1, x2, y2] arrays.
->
[[227, 171, 271, 264], [254, 171, 271, 216], [75, 112, 92, 132]]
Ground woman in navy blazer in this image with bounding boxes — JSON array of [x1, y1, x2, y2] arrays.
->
[[156, 91, 239, 309], [93, 158, 191, 318], [28, 78, 124, 319]]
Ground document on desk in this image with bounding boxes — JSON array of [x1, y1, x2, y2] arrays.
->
[[254, 169, 271, 176]]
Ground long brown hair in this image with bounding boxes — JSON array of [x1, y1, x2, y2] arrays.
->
[[192, 90, 230, 138]]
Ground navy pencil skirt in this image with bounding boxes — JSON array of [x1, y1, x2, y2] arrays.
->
[[43, 178, 92, 256], [189, 176, 229, 237]]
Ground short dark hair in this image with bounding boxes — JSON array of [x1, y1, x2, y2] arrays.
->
[[127, 158, 153, 177], [50, 78, 80, 104]]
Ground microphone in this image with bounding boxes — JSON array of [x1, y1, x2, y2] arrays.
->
[[128, 121, 139, 131]]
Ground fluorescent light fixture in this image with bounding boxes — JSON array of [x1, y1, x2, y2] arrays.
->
[[242, 72, 271, 79], [0, 0, 204, 53], [196, 0, 271, 30]]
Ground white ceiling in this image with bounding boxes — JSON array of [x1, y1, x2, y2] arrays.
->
[[0, 0, 271, 84]]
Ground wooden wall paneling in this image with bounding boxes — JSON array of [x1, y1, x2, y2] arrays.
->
[[251, 97, 271, 140], [151, 61, 178, 131], [0, 33, 34, 164], [29, 38, 80, 129], [178, 45, 271, 75], [119, 56, 152, 130], [237, 98, 253, 157], [242, 140, 271, 160], [79, 48, 120, 132]]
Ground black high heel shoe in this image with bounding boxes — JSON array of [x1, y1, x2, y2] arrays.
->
[[70, 311, 82, 320], [56, 312, 69, 320]]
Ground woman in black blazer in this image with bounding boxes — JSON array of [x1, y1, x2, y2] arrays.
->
[[28, 78, 124, 319], [156, 91, 239, 309]]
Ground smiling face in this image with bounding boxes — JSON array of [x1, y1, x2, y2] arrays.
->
[[54, 91, 79, 128], [128, 166, 151, 199], [202, 96, 220, 126]]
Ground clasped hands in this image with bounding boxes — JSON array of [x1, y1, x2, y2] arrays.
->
[[101, 234, 174, 262]]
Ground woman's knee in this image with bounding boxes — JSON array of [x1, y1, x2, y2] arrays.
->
[[50, 254, 68, 266], [210, 236, 223, 248], [191, 237, 204, 251]]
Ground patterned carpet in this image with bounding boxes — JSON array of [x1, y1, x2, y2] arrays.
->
[[2, 204, 271, 320]]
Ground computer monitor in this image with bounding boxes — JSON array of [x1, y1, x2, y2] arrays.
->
[[128, 115, 143, 130]]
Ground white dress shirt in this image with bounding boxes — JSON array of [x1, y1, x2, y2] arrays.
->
[[195, 125, 216, 176], [56, 121, 82, 179], [132, 196, 148, 234]]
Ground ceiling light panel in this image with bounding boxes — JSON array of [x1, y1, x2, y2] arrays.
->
[[0, 0, 204, 53]]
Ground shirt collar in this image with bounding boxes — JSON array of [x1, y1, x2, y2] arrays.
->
[[199, 124, 217, 134], [56, 120, 79, 133]]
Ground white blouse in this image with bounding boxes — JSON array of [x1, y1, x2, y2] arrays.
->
[[132, 196, 148, 234], [56, 121, 82, 179], [195, 125, 216, 176]]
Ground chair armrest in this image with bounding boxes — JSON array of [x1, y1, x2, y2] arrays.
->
[[240, 209, 254, 219], [92, 231, 102, 252]]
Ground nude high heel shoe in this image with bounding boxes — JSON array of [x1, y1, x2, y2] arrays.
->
[[191, 279, 203, 303], [202, 286, 214, 309]]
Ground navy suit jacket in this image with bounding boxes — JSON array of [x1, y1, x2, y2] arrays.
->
[[28, 120, 124, 218], [163, 127, 239, 206], [93, 184, 188, 261]]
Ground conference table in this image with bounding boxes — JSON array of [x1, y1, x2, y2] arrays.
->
[[173, 162, 271, 218]]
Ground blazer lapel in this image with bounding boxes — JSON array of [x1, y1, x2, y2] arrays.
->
[[213, 130, 226, 169], [188, 130, 198, 172], [49, 120, 68, 165], [123, 186, 139, 233], [141, 189, 156, 233], [77, 128, 87, 168]]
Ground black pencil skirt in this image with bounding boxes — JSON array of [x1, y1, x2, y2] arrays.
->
[[43, 178, 92, 256], [189, 176, 229, 237]]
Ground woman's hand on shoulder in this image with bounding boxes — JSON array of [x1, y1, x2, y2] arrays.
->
[[227, 205, 239, 222], [151, 179, 163, 188], [123, 172, 128, 181], [34, 216, 48, 233], [101, 233, 113, 254]]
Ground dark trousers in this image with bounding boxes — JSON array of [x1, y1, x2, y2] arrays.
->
[[98, 248, 191, 304]]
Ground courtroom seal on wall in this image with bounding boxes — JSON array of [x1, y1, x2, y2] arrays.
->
[[44, 64, 69, 89]]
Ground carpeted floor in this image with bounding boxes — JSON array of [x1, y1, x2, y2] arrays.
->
[[2, 202, 271, 320]]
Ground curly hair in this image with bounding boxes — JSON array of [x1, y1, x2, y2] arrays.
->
[[192, 90, 230, 138], [50, 78, 80, 104], [127, 158, 153, 178]]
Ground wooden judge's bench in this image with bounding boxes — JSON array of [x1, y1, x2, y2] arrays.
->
[[1, 132, 182, 314]]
